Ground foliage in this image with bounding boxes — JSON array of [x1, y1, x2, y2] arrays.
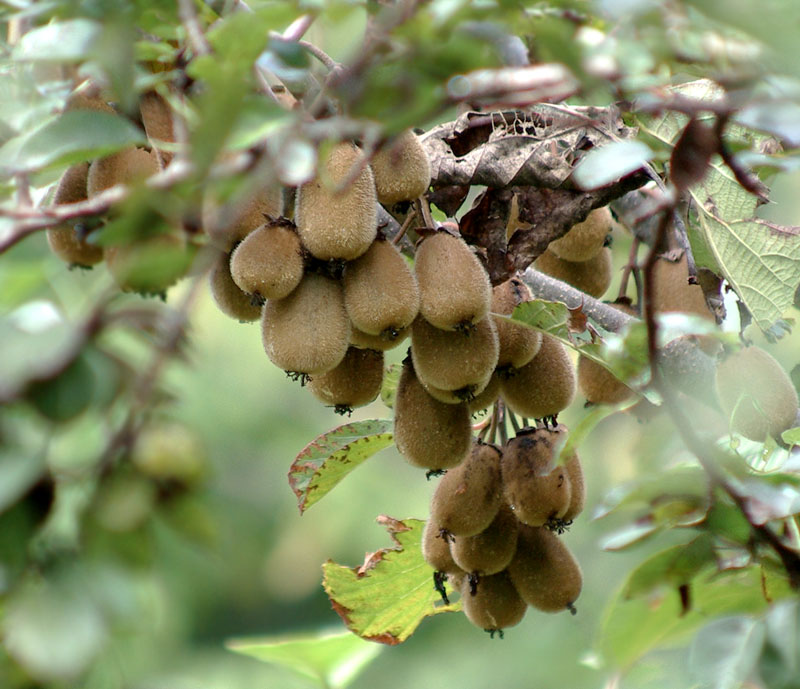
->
[[0, 1, 800, 689]]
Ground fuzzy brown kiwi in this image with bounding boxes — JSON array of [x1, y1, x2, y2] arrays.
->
[[65, 89, 115, 114], [393, 360, 472, 470], [577, 301, 637, 405], [460, 570, 527, 633], [46, 162, 104, 267], [508, 524, 582, 614], [450, 505, 519, 576], [422, 517, 464, 576], [492, 278, 542, 371], [429, 440, 503, 537], [422, 371, 493, 406], [468, 371, 501, 414], [500, 334, 576, 420], [370, 129, 431, 205], [715, 345, 799, 441], [308, 346, 384, 413], [650, 254, 712, 319], [87, 147, 159, 197], [415, 231, 492, 331], [229, 219, 304, 301], [533, 247, 612, 299], [261, 273, 351, 376], [295, 142, 377, 261], [411, 315, 499, 398], [203, 174, 283, 252], [561, 453, 585, 523], [343, 237, 419, 338], [350, 324, 410, 351], [139, 91, 175, 168], [501, 426, 572, 527], [208, 251, 262, 322], [548, 207, 611, 262]]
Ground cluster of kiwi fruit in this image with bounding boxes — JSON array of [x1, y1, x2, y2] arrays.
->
[[421, 424, 583, 636], [46, 87, 187, 295]]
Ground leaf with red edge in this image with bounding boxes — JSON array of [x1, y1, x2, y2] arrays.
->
[[289, 420, 393, 514], [323, 516, 460, 645]]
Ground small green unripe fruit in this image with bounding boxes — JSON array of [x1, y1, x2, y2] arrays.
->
[[508, 524, 582, 613], [343, 237, 419, 338], [430, 441, 503, 537], [715, 345, 799, 441], [132, 422, 205, 485], [308, 346, 384, 412], [460, 570, 527, 633], [208, 251, 262, 322], [230, 220, 304, 300], [370, 129, 431, 205], [500, 334, 576, 420], [261, 273, 351, 375], [415, 231, 492, 331], [533, 247, 612, 298], [450, 505, 519, 576], [393, 360, 472, 470], [548, 207, 611, 262], [295, 142, 377, 261], [492, 278, 542, 370], [47, 162, 103, 267], [411, 316, 499, 399], [501, 426, 571, 527], [105, 232, 188, 294]]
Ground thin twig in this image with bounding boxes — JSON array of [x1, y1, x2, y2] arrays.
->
[[178, 0, 212, 57], [617, 236, 640, 301], [391, 208, 417, 246], [297, 40, 339, 70], [282, 14, 315, 41]]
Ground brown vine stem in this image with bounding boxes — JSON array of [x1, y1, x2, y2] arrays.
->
[[391, 208, 417, 246]]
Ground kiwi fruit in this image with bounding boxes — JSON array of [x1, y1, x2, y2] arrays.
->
[[370, 129, 431, 205], [350, 324, 410, 351], [229, 219, 304, 301], [105, 232, 188, 294], [500, 334, 576, 420], [467, 371, 501, 414], [46, 162, 104, 267], [308, 346, 384, 412], [715, 345, 799, 441], [208, 251, 262, 322], [393, 360, 472, 470], [422, 517, 463, 575], [508, 524, 582, 613], [422, 372, 493, 406], [65, 89, 115, 114], [492, 278, 542, 370], [459, 570, 527, 633], [533, 247, 613, 299], [87, 147, 160, 197], [415, 231, 492, 331], [501, 426, 572, 527], [561, 454, 585, 523], [429, 440, 503, 537], [650, 254, 712, 319], [139, 91, 175, 168], [261, 273, 351, 376], [411, 315, 499, 398], [343, 237, 420, 338], [450, 505, 519, 576], [548, 207, 611, 262], [204, 176, 283, 252], [577, 301, 638, 405], [295, 142, 377, 261]]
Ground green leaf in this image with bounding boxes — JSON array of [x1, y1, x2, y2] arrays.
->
[[380, 363, 401, 410], [558, 400, 636, 464], [624, 535, 716, 598], [782, 427, 800, 445], [0, 110, 145, 174], [323, 516, 459, 645], [13, 19, 101, 62], [572, 140, 654, 190], [689, 616, 766, 689], [227, 628, 382, 689], [597, 566, 792, 670], [638, 79, 800, 332], [510, 299, 572, 340], [0, 453, 47, 514], [288, 419, 394, 514]]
